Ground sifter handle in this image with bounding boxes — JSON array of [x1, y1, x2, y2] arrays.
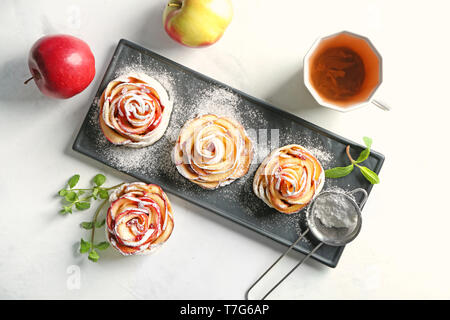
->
[[261, 242, 324, 300], [348, 188, 368, 209], [245, 228, 310, 300]]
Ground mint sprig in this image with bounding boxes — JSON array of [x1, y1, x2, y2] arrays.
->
[[58, 174, 123, 262], [323, 164, 354, 178], [325, 137, 380, 184], [80, 198, 110, 262], [58, 174, 121, 215]]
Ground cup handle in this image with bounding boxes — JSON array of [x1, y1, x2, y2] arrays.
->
[[371, 99, 391, 111]]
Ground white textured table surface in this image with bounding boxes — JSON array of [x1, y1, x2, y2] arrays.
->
[[1, 0, 449, 299]]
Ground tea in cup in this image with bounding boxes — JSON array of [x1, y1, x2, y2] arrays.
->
[[304, 31, 389, 112]]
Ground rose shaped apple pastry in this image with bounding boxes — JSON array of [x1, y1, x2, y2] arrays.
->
[[106, 182, 174, 255], [253, 145, 325, 214], [172, 114, 253, 189], [99, 73, 173, 148]]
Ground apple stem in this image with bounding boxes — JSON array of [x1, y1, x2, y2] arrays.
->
[[168, 0, 182, 8], [24, 76, 34, 85]]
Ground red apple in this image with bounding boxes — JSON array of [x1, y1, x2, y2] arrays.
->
[[163, 0, 233, 48], [26, 34, 95, 99]]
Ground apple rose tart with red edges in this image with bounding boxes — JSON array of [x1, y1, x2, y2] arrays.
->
[[99, 72, 173, 148], [253, 145, 325, 214], [172, 114, 253, 190], [106, 182, 174, 256]]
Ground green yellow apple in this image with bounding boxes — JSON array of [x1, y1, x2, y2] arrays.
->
[[162, 0, 233, 47]]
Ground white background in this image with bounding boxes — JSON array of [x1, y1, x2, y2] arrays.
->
[[1, 0, 449, 299]]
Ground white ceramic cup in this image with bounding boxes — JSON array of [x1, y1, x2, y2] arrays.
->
[[303, 31, 390, 112]]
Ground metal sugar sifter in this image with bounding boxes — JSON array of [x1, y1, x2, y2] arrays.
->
[[245, 188, 368, 300]]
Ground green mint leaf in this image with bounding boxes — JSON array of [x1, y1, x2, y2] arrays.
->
[[60, 205, 73, 214], [63, 205, 73, 214], [95, 219, 105, 228], [58, 189, 68, 197], [65, 191, 78, 203], [325, 164, 354, 178], [357, 165, 380, 184], [80, 238, 92, 253], [363, 137, 373, 149], [88, 250, 100, 262], [77, 190, 85, 196], [95, 242, 110, 250], [99, 189, 109, 199], [68, 174, 80, 189], [93, 174, 106, 187], [92, 188, 99, 200], [356, 148, 370, 163], [75, 202, 91, 210], [80, 221, 93, 230]]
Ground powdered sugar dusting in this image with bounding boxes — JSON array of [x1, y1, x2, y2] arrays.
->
[[196, 87, 241, 120], [81, 53, 361, 260], [90, 64, 268, 189]]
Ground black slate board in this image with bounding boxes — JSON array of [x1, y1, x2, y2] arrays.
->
[[73, 39, 384, 268]]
